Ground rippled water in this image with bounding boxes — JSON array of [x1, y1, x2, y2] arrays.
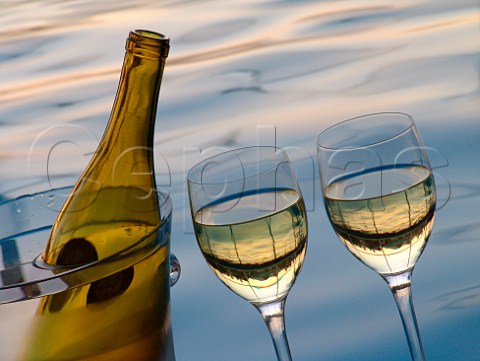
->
[[1, 1, 479, 360]]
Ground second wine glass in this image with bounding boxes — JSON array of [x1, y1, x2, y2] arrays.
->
[[187, 146, 308, 361], [316, 112, 436, 361]]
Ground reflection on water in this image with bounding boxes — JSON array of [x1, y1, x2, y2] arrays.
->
[[435, 284, 480, 311], [0, 1, 479, 360], [434, 222, 480, 245]]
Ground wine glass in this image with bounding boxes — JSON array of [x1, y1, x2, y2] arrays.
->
[[316, 112, 436, 361], [187, 146, 308, 361]]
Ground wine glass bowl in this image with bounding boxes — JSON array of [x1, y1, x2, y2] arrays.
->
[[192, 187, 307, 305], [187, 146, 307, 361], [323, 164, 436, 276], [317, 112, 436, 361]]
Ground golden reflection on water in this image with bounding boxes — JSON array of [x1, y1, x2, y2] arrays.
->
[[0, 1, 477, 191], [0, 0, 476, 260]]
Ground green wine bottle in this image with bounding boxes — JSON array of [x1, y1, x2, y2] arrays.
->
[[21, 30, 175, 361]]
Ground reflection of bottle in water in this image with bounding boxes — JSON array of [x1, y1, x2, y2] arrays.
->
[[21, 30, 175, 361]]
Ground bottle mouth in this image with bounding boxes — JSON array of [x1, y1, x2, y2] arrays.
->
[[126, 29, 170, 58], [133, 30, 169, 40]]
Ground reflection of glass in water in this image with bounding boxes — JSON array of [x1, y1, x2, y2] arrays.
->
[[194, 188, 307, 305], [325, 166, 436, 275]]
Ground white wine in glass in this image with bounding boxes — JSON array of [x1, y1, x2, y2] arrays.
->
[[317, 113, 436, 361], [324, 165, 435, 275], [188, 146, 308, 361]]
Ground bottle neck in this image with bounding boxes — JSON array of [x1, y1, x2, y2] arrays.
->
[[90, 31, 169, 189], [102, 32, 169, 152]]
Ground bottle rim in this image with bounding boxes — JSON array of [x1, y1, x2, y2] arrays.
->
[[127, 29, 170, 58]]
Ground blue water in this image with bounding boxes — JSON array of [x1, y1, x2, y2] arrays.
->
[[0, 1, 479, 360]]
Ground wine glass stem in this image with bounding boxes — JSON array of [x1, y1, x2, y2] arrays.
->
[[390, 285, 426, 361], [255, 300, 293, 361]]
